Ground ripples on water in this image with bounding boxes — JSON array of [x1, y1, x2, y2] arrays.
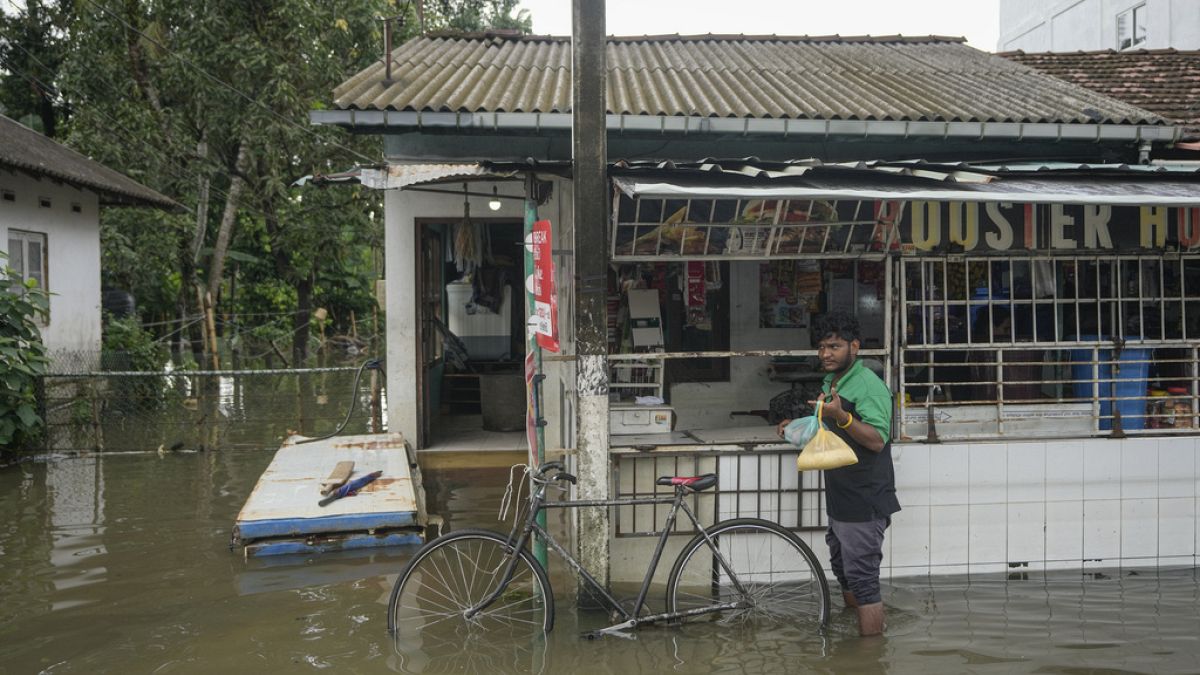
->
[[1, 453, 1197, 674]]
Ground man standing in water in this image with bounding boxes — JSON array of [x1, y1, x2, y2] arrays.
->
[[778, 310, 899, 636]]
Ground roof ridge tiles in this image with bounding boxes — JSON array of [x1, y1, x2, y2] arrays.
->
[[419, 31, 966, 44], [1000, 47, 1199, 57]]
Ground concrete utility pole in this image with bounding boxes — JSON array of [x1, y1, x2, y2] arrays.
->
[[571, 0, 611, 592]]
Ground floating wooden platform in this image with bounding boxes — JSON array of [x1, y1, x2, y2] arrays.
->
[[233, 433, 425, 557]]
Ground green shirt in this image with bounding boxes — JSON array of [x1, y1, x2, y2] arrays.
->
[[822, 358, 892, 444]]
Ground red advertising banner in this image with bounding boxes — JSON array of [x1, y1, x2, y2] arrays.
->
[[531, 219, 560, 352]]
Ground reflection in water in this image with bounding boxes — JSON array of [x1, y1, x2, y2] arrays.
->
[[0, 454, 1197, 673], [46, 457, 107, 609]]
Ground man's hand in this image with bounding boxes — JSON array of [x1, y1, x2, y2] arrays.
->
[[776, 418, 793, 437], [811, 388, 851, 427]]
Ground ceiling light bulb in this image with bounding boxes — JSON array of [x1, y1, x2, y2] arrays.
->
[[488, 185, 502, 211]]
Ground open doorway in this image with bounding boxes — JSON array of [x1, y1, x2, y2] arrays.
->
[[416, 218, 528, 452]]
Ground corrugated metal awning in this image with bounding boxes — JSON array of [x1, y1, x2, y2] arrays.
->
[[613, 175, 1200, 206], [297, 162, 567, 190]]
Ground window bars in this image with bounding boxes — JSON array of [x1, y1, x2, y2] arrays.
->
[[611, 197, 896, 260], [898, 255, 1200, 439], [614, 450, 827, 537]]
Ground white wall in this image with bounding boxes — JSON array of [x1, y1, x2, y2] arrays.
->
[[610, 436, 1198, 583], [999, 0, 1200, 51], [670, 261, 805, 431], [0, 169, 102, 360], [880, 436, 1198, 578], [383, 177, 574, 450]]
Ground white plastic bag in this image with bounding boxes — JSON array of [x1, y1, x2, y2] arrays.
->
[[783, 414, 820, 448]]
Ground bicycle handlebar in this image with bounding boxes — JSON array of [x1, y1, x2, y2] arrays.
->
[[536, 461, 563, 475], [535, 462, 576, 485]]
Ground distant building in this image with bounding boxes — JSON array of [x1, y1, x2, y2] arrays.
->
[[1002, 49, 1200, 143], [0, 114, 179, 367], [999, 0, 1200, 52]]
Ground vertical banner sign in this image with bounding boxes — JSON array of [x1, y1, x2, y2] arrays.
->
[[530, 219, 560, 352]]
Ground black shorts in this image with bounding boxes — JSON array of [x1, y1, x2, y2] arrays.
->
[[826, 516, 889, 605]]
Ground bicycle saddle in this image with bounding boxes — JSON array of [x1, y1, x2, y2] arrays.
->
[[656, 473, 718, 491]]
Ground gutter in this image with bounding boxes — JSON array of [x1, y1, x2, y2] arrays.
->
[[310, 110, 1181, 144]]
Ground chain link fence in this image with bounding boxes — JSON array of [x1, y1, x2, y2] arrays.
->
[[38, 349, 387, 453]]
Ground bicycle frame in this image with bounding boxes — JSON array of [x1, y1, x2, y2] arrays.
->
[[465, 478, 751, 632]]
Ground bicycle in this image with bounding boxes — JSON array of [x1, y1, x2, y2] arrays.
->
[[387, 461, 830, 640]]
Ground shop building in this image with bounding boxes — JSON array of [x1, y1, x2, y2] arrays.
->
[[315, 32, 1200, 582]]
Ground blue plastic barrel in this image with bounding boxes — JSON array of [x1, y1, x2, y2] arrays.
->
[[1070, 336, 1150, 430]]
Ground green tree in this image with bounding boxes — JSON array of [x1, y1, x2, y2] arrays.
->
[[0, 254, 50, 453], [0, 0, 74, 137], [423, 0, 533, 33], [57, 0, 394, 363]]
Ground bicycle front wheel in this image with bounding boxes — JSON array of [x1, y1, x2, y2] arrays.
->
[[666, 518, 830, 627], [388, 528, 554, 639]]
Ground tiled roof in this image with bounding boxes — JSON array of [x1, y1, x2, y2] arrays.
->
[[1001, 49, 1200, 136], [0, 114, 180, 209], [332, 32, 1166, 126]]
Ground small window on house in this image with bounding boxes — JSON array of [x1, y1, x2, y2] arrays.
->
[[1117, 3, 1147, 50], [38, 197, 51, 208], [71, 202, 82, 213], [1, 190, 14, 202], [6, 230, 48, 303]]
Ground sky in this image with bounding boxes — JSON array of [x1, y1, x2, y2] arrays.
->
[[516, 0, 1001, 52]]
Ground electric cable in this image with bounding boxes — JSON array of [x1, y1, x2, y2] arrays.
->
[[294, 358, 384, 444]]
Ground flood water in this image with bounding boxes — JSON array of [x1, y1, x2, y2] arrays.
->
[[2, 449, 1199, 674]]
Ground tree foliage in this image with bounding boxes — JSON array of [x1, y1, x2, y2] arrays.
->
[[423, 0, 533, 33], [0, 0, 74, 136], [0, 255, 50, 451]]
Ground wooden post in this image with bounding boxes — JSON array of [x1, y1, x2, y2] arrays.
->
[[370, 368, 383, 432], [89, 379, 104, 451], [350, 310, 358, 340], [314, 307, 328, 358], [572, 0, 611, 595], [372, 303, 379, 348], [195, 285, 209, 360], [204, 291, 220, 370]]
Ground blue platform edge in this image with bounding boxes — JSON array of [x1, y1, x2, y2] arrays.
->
[[236, 511, 418, 540], [245, 531, 423, 557]]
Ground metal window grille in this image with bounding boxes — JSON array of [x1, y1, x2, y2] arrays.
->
[[611, 196, 897, 261], [613, 450, 826, 537], [898, 255, 1200, 439]]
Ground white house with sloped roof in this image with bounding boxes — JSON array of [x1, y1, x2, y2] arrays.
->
[[0, 113, 178, 366]]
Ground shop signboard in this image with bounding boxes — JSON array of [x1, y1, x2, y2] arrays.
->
[[612, 198, 1200, 259], [904, 202, 1200, 253], [527, 219, 559, 352]]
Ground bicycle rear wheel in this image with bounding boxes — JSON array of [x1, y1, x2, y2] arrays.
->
[[666, 518, 830, 627], [388, 528, 554, 638]]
